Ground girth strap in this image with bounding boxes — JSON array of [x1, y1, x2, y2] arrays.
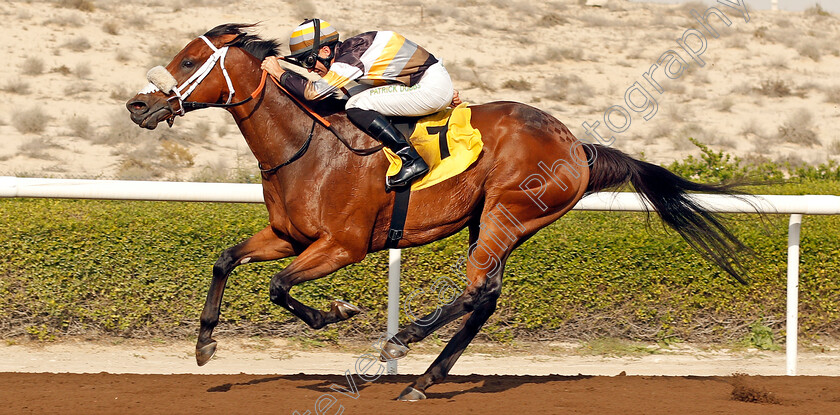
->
[[384, 187, 411, 249]]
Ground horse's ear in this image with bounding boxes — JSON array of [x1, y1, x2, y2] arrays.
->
[[215, 33, 244, 46]]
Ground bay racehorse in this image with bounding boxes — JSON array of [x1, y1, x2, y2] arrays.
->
[[126, 24, 749, 401]]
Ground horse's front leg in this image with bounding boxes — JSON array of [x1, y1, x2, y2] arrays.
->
[[196, 226, 296, 366], [268, 236, 366, 329]]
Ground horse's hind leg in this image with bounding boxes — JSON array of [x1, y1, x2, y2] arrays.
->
[[382, 214, 508, 358], [398, 260, 506, 401], [196, 226, 296, 366], [268, 237, 366, 329], [388, 188, 581, 399], [383, 208, 517, 400]]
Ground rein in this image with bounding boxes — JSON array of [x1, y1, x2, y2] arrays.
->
[[141, 38, 383, 170], [258, 120, 316, 174], [180, 69, 383, 163], [268, 74, 384, 157], [182, 69, 268, 112]]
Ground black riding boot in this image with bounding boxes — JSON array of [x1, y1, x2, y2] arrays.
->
[[347, 109, 429, 190]]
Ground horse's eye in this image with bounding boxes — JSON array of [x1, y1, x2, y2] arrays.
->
[[182, 60, 194, 69]]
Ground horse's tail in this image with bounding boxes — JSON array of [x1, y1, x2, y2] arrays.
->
[[583, 144, 749, 284]]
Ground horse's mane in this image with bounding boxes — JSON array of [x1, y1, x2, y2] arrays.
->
[[203, 23, 346, 116], [203, 23, 281, 60]]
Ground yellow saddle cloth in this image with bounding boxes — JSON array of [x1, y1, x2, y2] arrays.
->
[[384, 103, 484, 191]]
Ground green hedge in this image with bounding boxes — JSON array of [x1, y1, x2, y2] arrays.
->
[[1, 147, 839, 343], [1, 180, 838, 343]]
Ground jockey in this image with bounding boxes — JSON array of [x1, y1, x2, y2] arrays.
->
[[261, 19, 461, 190]]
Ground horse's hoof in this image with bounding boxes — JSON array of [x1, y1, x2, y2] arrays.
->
[[331, 299, 362, 320], [379, 341, 410, 362], [195, 340, 217, 366], [397, 386, 427, 401]]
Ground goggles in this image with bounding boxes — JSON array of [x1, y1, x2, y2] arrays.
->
[[300, 51, 319, 70]]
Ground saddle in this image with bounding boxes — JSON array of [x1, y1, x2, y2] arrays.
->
[[310, 99, 484, 191], [381, 104, 484, 191]]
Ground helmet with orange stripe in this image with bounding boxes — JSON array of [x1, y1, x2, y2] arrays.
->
[[287, 19, 340, 70]]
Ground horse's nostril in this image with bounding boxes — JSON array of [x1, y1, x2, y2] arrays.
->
[[127, 100, 148, 114]]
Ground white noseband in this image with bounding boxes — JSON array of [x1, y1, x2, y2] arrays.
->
[[137, 36, 236, 116]]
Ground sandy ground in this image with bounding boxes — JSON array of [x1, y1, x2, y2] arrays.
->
[[4, 372, 839, 414], [3, 338, 840, 376], [1, 0, 838, 180]]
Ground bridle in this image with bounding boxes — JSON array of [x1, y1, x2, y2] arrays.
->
[[137, 34, 383, 170], [139, 36, 259, 126]]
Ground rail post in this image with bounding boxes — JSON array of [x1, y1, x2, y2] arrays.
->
[[387, 248, 401, 375], [786, 214, 802, 376]]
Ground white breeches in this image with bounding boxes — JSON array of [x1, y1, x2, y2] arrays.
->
[[345, 62, 454, 117]]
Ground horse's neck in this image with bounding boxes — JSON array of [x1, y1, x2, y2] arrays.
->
[[226, 63, 315, 175], [222, 55, 378, 193]]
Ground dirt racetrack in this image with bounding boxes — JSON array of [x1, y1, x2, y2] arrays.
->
[[1, 372, 838, 414]]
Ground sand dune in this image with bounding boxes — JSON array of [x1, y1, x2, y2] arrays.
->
[[1, 0, 838, 180]]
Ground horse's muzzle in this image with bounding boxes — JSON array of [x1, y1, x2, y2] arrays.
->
[[126, 95, 173, 130]]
